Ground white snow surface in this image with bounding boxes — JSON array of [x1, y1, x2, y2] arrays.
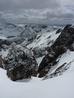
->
[[27, 30, 61, 49], [0, 50, 74, 98]]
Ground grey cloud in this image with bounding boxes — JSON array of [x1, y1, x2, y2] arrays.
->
[[0, 0, 74, 24], [0, 0, 59, 10]]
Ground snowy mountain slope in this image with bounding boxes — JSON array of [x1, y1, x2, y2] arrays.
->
[[0, 24, 74, 98], [22, 28, 61, 58], [27, 29, 61, 49], [0, 60, 74, 98], [37, 24, 74, 78], [0, 24, 74, 80], [43, 50, 74, 79]]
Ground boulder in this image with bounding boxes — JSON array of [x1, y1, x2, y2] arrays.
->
[[4, 43, 38, 81]]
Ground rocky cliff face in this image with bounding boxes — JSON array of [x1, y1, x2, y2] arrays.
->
[[38, 25, 74, 77]]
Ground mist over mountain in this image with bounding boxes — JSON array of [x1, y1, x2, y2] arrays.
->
[[0, 0, 74, 24], [0, 9, 74, 25]]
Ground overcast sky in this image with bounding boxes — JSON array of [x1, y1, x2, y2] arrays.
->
[[0, 0, 73, 10], [0, 0, 74, 24]]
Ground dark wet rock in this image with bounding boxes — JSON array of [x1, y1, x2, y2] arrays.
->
[[0, 39, 12, 49], [63, 24, 72, 30], [40, 25, 47, 29], [4, 43, 38, 81], [56, 29, 62, 34], [69, 43, 74, 51], [7, 65, 32, 81], [32, 47, 46, 58], [38, 53, 58, 78], [7, 36, 16, 38], [0, 56, 3, 68], [0, 55, 6, 69], [38, 24, 74, 77]]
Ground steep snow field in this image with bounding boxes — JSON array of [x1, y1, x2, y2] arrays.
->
[[27, 30, 61, 48], [0, 51, 74, 98]]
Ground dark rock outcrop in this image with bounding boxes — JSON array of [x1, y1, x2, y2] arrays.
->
[[0, 39, 12, 49], [0, 56, 4, 68], [56, 28, 62, 34], [38, 24, 74, 77], [4, 43, 38, 81]]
